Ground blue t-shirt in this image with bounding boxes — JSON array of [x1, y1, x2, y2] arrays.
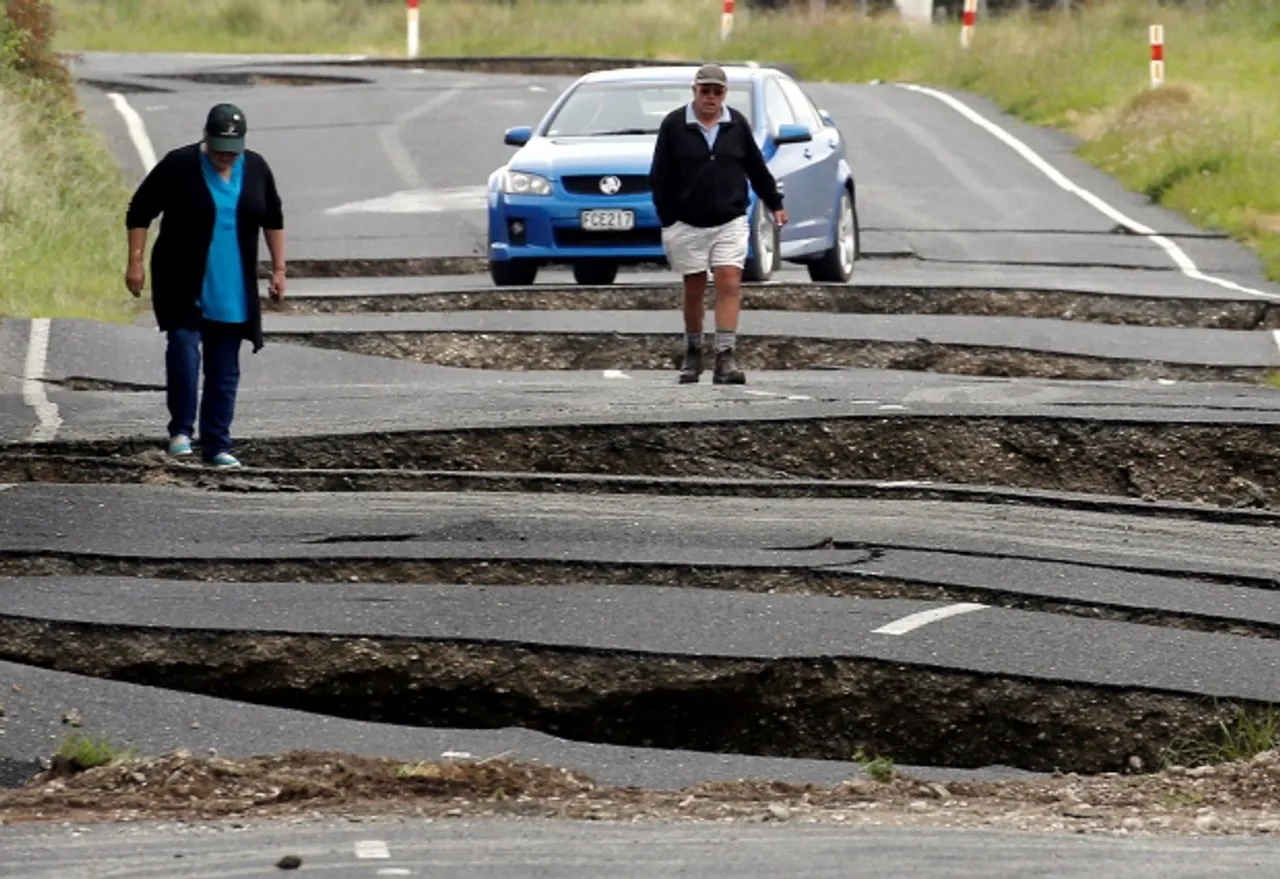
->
[[198, 151, 248, 324]]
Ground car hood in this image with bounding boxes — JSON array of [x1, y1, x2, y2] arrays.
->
[[510, 135, 658, 177]]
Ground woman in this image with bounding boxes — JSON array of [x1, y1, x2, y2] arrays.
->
[[124, 102, 286, 469]]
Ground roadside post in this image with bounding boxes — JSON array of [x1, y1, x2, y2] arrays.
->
[[721, 0, 734, 42], [960, 0, 977, 48], [1150, 24, 1164, 87], [407, 0, 420, 58]]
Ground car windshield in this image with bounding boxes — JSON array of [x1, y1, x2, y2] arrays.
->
[[542, 81, 754, 137]]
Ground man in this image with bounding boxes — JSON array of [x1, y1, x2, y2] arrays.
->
[[649, 63, 787, 385], [124, 103, 286, 469]]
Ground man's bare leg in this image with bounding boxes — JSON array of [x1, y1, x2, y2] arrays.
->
[[711, 264, 745, 384], [678, 271, 708, 383]]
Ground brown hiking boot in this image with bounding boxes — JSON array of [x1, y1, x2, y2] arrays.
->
[[713, 348, 745, 384], [678, 345, 703, 383]]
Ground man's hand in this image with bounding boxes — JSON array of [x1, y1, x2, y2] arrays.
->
[[774, 209, 788, 228], [268, 267, 286, 302], [125, 259, 145, 298]]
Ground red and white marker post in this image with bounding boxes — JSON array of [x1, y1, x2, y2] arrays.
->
[[407, 0, 420, 58], [960, 0, 977, 49], [720, 0, 735, 42], [1149, 24, 1164, 87]]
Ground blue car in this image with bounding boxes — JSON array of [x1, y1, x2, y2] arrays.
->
[[486, 64, 860, 286]]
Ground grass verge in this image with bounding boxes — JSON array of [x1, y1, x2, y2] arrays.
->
[[48, 0, 1280, 284], [1, 1, 139, 322]]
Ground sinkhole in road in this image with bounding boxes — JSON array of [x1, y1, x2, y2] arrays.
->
[[0, 615, 1267, 775], [269, 330, 1277, 384], [8, 417, 1277, 507], [276, 285, 1280, 331]]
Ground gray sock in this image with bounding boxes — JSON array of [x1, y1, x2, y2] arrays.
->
[[686, 331, 703, 349], [715, 330, 736, 352]]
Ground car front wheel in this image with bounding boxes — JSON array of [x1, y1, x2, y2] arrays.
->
[[807, 187, 859, 283], [489, 258, 538, 287], [572, 261, 619, 285]]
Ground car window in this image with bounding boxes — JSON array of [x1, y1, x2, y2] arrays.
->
[[763, 78, 795, 133], [542, 82, 755, 136], [777, 77, 824, 133]]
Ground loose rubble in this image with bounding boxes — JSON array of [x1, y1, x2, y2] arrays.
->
[[1, 749, 1278, 836]]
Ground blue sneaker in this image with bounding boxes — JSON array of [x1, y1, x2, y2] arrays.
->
[[168, 435, 192, 457], [208, 452, 242, 469]]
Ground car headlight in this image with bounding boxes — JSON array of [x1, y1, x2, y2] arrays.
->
[[500, 169, 552, 196]]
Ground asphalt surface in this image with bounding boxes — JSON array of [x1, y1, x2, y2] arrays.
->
[[7, 818, 1280, 879], [2, 49, 1279, 870]]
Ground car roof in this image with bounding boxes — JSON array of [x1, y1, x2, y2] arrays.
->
[[575, 64, 773, 85]]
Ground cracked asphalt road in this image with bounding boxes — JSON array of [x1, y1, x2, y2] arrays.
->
[[1, 50, 1279, 875]]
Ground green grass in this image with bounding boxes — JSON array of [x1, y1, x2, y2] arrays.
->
[[54, 731, 138, 771], [48, 0, 1280, 286], [1, 8, 139, 321], [1159, 704, 1280, 769]]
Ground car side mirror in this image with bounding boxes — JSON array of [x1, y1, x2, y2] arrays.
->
[[503, 126, 533, 147], [774, 123, 813, 145]]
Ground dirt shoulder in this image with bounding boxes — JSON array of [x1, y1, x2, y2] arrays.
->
[[2, 749, 1278, 837]]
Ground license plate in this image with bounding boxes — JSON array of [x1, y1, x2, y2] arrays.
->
[[580, 209, 635, 231]]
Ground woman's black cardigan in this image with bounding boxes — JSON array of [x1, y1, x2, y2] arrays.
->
[[125, 144, 284, 352]]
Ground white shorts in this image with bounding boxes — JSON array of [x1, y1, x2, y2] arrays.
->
[[661, 216, 749, 276]]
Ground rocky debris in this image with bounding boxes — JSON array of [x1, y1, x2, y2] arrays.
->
[[0, 749, 1278, 836]]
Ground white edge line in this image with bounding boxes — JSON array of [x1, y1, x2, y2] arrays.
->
[[1272, 329, 1280, 359], [873, 602, 986, 636], [22, 319, 61, 443], [895, 83, 1280, 303], [106, 92, 157, 172]]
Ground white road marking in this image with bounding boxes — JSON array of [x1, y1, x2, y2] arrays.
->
[[106, 92, 158, 172], [1272, 330, 1280, 358], [878, 404, 907, 411], [440, 750, 472, 758], [379, 84, 468, 189], [325, 186, 488, 215], [743, 389, 781, 397], [897, 83, 1280, 302], [354, 840, 391, 859], [787, 394, 813, 401], [376, 870, 413, 877], [0, 484, 14, 491], [873, 602, 986, 636], [22, 319, 61, 443], [602, 369, 630, 379], [530, 85, 546, 92]]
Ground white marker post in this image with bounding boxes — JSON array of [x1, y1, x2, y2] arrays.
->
[[407, 0, 420, 58], [1149, 24, 1164, 87], [960, 0, 977, 48], [720, 0, 734, 41]]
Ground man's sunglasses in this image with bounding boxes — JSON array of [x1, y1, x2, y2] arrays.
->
[[697, 85, 725, 96]]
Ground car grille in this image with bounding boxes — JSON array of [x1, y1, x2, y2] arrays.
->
[[554, 227, 663, 248], [561, 174, 650, 196]]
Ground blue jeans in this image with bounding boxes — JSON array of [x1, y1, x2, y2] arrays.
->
[[165, 323, 244, 460]]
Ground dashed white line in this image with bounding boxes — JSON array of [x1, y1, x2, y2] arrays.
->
[[602, 369, 631, 379], [1272, 330, 1280, 358], [873, 602, 986, 636], [106, 92, 157, 172], [22, 319, 61, 443], [897, 83, 1280, 303], [0, 484, 14, 491], [354, 840, 391, 859], [376, 870, 412, 877]]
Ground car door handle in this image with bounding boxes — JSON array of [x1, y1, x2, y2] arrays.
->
[[803, 148, 812, 158]]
